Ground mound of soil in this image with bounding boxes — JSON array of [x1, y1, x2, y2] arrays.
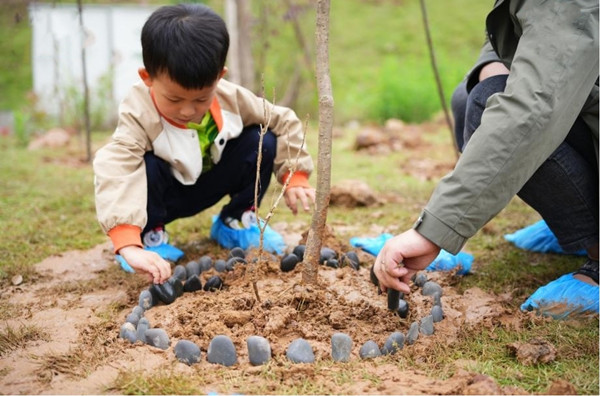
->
[[0, 226, 541, 395]]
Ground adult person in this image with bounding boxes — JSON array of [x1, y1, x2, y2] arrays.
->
[[374, 0, 599, 318]]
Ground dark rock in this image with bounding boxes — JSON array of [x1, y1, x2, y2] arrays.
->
[[293, 245, 306, 261], [387, 289, 400, 311], [326, 258, 339, 268], [145, 328, 170, 350], [414, 272, 428, 287], [229, 247, 246, 259], [331, 333, 353, 362], [173, 264, 187, 282], [431, 305, 444, 323], [168, 276, 184, 298], [198, 255, 213, 272], [174, 340, 201, 365], [151, 282, 177, 305], [397, 299, 409, 319], [432, 291, 442, 307], [138, 289, 154, 310], [341, 252, 360, 270], [420, 315, 434, 335], [204, 275, 223, 292], [136, 318, 150, 343], [185, 260, 201, 278], [227, 256, 246, 268], [359, 340, 381, 360], [382, 332, 405, 355], [369, 265, 379, 286], [119, 323, 137, 344], [320, 247, 337, 263], [406, 322, 419, 345], [286, 338, 315, 363], [280, 253, 300, 272], [422, 281, 443, 297], [183, 274, 203, 292], [247, 335, 271, 366], [207, 335, 237, 366]]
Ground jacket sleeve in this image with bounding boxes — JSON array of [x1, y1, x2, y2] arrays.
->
[[465, 38, 502, 92], [415, 0, 599, 254], [93, 92, 155, 250], [219, 80, 314, 185]]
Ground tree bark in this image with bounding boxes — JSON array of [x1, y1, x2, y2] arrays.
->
[[302, 0, 333, 285]]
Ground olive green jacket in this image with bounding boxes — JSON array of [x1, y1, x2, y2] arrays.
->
[[414, 0, 599, 254]]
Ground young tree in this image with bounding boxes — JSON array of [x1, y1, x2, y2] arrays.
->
[[302, 0, 333, 285]]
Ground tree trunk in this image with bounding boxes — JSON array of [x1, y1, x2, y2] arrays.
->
[[225, 0, 255, 91], [302, 0, 333, 285]]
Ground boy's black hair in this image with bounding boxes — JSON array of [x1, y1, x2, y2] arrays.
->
[[141, 3, 229, 89]]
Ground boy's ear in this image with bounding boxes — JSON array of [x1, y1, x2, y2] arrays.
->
[[138, 68, 152, 87], [218, 67, 228, 80]]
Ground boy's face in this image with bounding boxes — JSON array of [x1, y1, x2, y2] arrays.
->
[[139, 68, 226, 126]]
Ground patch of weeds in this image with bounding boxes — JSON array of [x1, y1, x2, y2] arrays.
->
[[0, 323, 47, 357], [0, 366, 11, 379], [0, 301, 26, 321], [36, 348, 87, 383], [109, 368, 207, 395]]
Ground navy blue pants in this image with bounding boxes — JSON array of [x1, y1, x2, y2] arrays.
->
[[143, 126, 277, 235], [452, 75, 599, 253]]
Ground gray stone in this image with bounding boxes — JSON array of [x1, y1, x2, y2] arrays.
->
[[207, 335, 237, 366], [145, 328, 171, 350], [173, 264, 187, 281], [214, 259, 227, 273], [136, 318, 150, 343], [198, 255, 213, 272], [406, 322, 419, 345], [286, 338, 315, 363], [138, 289, 153, 310], [381, 332, 405, 355], [432, 291, 442, 307], [247, 335, 271, 366], [185, 260, 201, 278], [168, 276, 184, 298], [320, 247, 337, 264], [125, 312, 140, 327], [422, 281, 443, 297], [229, 247, 246, 259], [132, 305, 144, 317], [174, 340, 201, 365], [420, 315, 434, 335], [359, 340, 381, 360], [331, 333, 353, 362], [414, 272, 428, 287], [119, 322, 137, 344], [293, 245, 306, 261], [431, 305, 444, 322], [280, 253, 299, 272], [397, 299, 409, 318], [204, 275, 223, 292]]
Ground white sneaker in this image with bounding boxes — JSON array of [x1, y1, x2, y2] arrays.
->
[[143, 227, 169, 247], [224, 209, 257, 230]]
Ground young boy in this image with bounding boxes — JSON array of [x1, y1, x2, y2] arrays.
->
[[93, 4, 316, 284]]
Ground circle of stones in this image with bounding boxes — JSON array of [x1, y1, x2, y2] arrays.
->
[[119, 245, 445, 366]]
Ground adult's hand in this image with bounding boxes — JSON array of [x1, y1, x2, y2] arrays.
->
[[119, 245, 172, 284], [373, 229, 441, 294]]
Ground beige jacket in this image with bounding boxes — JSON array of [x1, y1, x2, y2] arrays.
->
[[93, 78, 313, 251]]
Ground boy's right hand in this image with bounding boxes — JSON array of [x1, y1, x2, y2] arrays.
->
[[118, 246, 171, 284]]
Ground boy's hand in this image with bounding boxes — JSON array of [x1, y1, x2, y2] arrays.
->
[[284, 186, 316, 215], [119, 246, 172, 284]]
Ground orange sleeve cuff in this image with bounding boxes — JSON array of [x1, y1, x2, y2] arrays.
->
[[282, 171, 311, 189], [108, 224, 143, 253]]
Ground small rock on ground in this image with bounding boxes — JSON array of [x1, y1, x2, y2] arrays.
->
[[174, 340, 201, 365], [207, 335, 237, 366], [331, 333, 353, 362], [359, 340, 381, 360], [286, 338, 315, 363], [247, 336, 271, 366]]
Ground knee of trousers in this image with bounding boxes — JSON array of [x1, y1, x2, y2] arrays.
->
[[243, 125, 277, 162]]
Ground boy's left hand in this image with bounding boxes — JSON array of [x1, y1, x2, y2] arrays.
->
[[284, 186, 316, 215]]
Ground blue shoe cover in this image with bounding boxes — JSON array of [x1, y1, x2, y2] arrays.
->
[[115, 254, 134, 273], [504, 220, 586, 255], [350, 233, 472, 274], [349, 233, 393, 256], [210, 216, 285, 255], [145, 243, 184, 262], [521, 273, 599, 319], [425, 250, 473, 275]]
